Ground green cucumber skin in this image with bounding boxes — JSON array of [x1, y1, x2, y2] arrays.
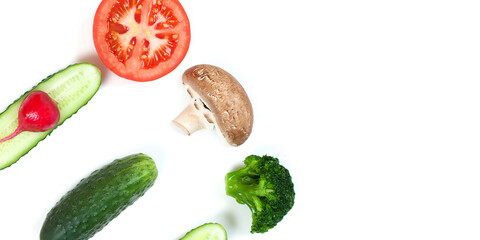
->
[[40, 153, 158, 240], [0, 63, 101, 170]]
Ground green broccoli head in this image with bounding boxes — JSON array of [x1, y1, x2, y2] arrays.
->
[[225, 155, 295, 233]]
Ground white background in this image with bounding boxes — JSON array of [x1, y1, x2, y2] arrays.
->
[[1, 0, 480, 239]]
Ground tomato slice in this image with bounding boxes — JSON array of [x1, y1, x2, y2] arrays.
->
[[93, 0, 191, 82]]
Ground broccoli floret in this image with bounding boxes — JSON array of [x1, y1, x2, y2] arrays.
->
[[225, 155, 295, 233]]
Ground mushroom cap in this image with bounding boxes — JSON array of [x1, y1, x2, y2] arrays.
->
[[182, 64, 254, 146]]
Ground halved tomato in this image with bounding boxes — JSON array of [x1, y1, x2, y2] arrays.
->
[[93, 0, 191, 82]]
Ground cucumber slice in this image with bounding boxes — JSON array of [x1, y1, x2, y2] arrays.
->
[[180, 223, 227, 240], [0, 63, 101, 170]]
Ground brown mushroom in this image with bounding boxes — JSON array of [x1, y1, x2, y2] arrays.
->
[[173, 64, 254, 146]]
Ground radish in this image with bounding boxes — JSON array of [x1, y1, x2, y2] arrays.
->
[[0, 63, 101, 170], [0, 91, 60, 143]]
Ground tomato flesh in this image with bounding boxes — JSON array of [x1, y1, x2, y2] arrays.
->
[[93, 0, 190, 82]]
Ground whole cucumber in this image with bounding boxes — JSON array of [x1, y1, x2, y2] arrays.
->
[[40, 153, 158, 240]]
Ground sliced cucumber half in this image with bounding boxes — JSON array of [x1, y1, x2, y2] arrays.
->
[[0, 63, 101, 170], [180, 223, 227, 240]]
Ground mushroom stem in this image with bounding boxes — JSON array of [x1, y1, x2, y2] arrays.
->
[[173, 101, 212, 135]]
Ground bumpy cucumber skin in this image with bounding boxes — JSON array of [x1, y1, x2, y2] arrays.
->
[[40, 153, 158, 240], [0, 63, 101, 170]]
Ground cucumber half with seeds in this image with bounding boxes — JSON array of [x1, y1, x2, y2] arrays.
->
[[180, 223, 228, 240], [0, 63, 101, 170]]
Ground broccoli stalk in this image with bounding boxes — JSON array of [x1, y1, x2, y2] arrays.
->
[[225, 155, 295, 233]]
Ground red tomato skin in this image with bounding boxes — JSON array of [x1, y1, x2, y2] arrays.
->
[[93, 0, 191, 82]]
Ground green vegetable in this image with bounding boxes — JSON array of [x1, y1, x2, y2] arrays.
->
[[0, 63, 101, 170], [40, 153, 158, 240], [225, 155, 295, 233], [180, 223, 227, 240]]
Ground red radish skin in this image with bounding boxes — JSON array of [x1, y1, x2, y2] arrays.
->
[[0, 91, 60, 143]]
